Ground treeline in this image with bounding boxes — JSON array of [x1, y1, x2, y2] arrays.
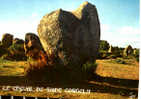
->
[[0, 33, 27, 61], [97, 40, 139, 62]]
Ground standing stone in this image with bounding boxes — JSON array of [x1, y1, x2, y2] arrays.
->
[[1, 33, 13, 48], [133, 48, 139, 56], [133, 49, 137, 55], [24, 33, 44, 60], [123, 45, 133, 56], [37, 1, 100, 67], [108, 45, 114, 53]]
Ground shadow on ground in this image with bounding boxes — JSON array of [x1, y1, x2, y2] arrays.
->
[[0, 74, 138, 97]]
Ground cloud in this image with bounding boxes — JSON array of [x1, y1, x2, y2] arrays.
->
[[0, 21, 38, 40], [100, 24, 111, 39], [100, 24, 140, 48], [31, 13, 39, 18], [101, 24, 110, 32], [118, 26, 139, 35], [108, 38, 140, 48], [0, 15, 40, 40]]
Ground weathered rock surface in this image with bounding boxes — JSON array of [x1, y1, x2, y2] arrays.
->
[[1, 33, 13, 48], [37, 1, 100, 66], [24, 33, 44, 59]]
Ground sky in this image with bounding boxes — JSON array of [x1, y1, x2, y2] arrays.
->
[[0, 0, 140, 48]]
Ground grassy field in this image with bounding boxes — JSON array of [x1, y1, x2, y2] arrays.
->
[[0, 60, 27, 76], [96, 58, 139, 80], [0, 58, 139, 99]]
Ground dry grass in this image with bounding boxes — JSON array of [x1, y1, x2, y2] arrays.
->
[[96, 58, 139, 80], [0, 90, 130, 99], [0, 58, 139, 99], [0, 60, 28, 76]]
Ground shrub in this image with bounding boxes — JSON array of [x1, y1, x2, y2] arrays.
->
[[25, 61, 75, 83], [99, 40, 110, 51], [133, 49, 139, 62], [9, 43, 23, 50], [115, 59, 126, 64], [1, 53, 15, 60], [8, 44, 27, 61], [123, 56, 129, 59], [24, 62, 49, 81], [0, 45, 8, 57], [97, 50, 111, 59], [82, 62, 97, 80], [24, 51, 68, 83], [136, 57, 139, 62]]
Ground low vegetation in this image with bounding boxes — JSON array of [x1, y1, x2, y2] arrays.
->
[[8, 44, 27, 61], [82, 62, 97, 80], [114, 58, 126, 64]]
